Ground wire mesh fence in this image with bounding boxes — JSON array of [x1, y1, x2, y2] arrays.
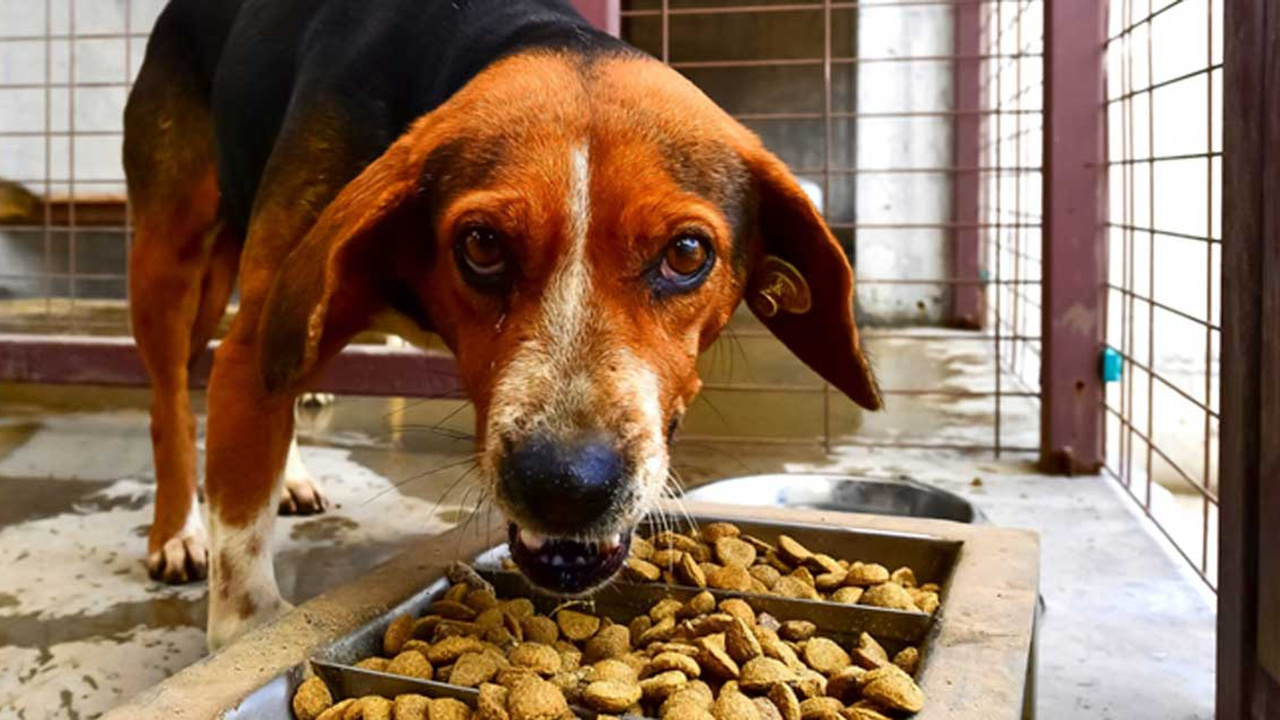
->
[[1103, 0, 1222, 589], [0, 0, 152, 335], [621, 0, 1045, 454]]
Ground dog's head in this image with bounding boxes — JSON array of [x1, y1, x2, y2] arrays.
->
[[259, 51, 881, 593]]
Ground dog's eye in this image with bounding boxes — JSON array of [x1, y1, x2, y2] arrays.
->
[[661, 236, 711, 282], [453, 228, 506, 286], [460, 228, 505, 276]]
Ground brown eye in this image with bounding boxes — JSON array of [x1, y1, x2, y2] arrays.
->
[[459, 228, 506, 277], [661, 236, 711, 281]]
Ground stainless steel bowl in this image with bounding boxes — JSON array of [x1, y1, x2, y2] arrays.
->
[[683, 474, 985, 523]]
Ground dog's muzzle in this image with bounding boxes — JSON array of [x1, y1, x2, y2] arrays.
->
[[499, 431, 636, 593]]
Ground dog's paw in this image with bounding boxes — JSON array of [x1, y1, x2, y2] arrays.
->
[[279, 476, 328, 515], [147, 527, 209, 584], [298, 392, 336, 408]]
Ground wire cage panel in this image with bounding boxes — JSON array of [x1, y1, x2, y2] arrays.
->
[[1104, 0, 1222, 589]]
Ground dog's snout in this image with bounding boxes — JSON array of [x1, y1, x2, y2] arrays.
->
[[500, 431, 626, 534]]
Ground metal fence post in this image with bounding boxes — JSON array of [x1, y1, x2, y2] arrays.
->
[[569, 0, 620, 37], [1040, 0, 1107, 474], [949, 0, 984, 330]]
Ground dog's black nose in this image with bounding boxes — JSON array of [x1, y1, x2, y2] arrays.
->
[[500, 431, 626, 534]]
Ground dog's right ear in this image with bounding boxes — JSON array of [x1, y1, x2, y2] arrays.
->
[[257, 138, 429, 394]]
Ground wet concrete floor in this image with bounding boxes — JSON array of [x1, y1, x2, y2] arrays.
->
[[0, 332, 1213, 719]]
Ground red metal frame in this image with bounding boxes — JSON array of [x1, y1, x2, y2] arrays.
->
[[950, 0, 985, 330], [1217, 0, 1280, 710], [1040, 0, 1107, 474], [569, 0, 621, 36], [0, 334, 464, 398]]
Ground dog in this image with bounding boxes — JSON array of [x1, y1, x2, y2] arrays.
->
[[123, 0, 883, 649]]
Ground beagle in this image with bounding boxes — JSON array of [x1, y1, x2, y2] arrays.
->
[[123, 0, 882, 649]]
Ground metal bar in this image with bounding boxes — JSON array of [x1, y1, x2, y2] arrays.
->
[[1105, 222, 1220, 244], [1106, 284, 1221, 330], [67, 0, 78, 309], [621, 0, 1038, 18], [0, 335, 465, 398], [0, 129, 124, 137], [1123, 0, 1138, 497], [819, 0, 833, 454], [950, 0, 985, 329], [1039, 0, 1107, 474], [1104, 63, 1224, 104], [0, 31, 149, 42], [1200, 0, 1215, 578], [1217, 0, 1265, 706], [1104, 0, 1184, 44], [668, 53, 1038, 70], [730, 328, 1043, 341], [1106, 346, 1221, 419], [568, 0, 620, 36], [1105, 151, 1224, 164], [733, 108, 1043, 122], [828, 221, 1040, 229], [1103, 404, 1218, 502], [678, 434, 1040, 454], [1243, 0, 1280, 684], [703, 382, 1040, 398], [992, 0, 1006, 457]]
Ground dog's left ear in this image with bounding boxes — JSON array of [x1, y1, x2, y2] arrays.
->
[[742, 147, 883, 411], [257, 140, 426, 394]]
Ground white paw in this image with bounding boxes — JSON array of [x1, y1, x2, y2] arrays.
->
[[279, 476, 328, 515], [147, 526, 209, 584], [298, 392, 336, 408]]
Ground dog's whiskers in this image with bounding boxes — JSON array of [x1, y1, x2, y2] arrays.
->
[[362, 456, 478, 506], [662, 470, 698, 539], [694, 393, 732, 433], [395, 425, 478, 442]]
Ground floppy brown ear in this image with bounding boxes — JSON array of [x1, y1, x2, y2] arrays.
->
[[743, 149, 883, 411], [257, 141, 425, 394]]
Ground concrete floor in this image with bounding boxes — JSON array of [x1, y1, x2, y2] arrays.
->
[[0, 338, 1215, 719]]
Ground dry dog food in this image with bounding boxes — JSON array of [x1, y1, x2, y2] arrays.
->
[[625, 525, 941, 615], [292, 579, 926, 719]]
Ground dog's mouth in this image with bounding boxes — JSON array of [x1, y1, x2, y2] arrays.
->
[[507, 523, 632, 594]]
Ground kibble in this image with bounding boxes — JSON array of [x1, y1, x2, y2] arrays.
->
[[583, 680, 644, 713], [509, 642, 561, 675], [556, 610, 601, 641], [859, 583, 918, 612], [393, 694, 431, 720], [621, 525, 939, 615], [291, 677, 332, 720], [387, 650, 435, 680], [859, 666, 925, 714], [294, 574, 927, 720]]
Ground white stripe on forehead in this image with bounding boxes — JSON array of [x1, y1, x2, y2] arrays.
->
[[540, 144, 593, 348], [483, 143, 595, 441]]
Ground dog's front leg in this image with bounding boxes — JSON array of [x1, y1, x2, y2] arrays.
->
[[204, 336, 296, 651]]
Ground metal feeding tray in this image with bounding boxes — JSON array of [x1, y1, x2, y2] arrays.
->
[[102, 501, 1040, 720]]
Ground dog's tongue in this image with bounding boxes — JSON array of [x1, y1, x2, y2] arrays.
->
[[507, 524, 630, 594]]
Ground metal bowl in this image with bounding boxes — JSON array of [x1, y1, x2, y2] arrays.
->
[[682, 473, 985, 524]]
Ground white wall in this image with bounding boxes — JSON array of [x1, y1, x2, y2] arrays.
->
[[855, 2, 953, 325]]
